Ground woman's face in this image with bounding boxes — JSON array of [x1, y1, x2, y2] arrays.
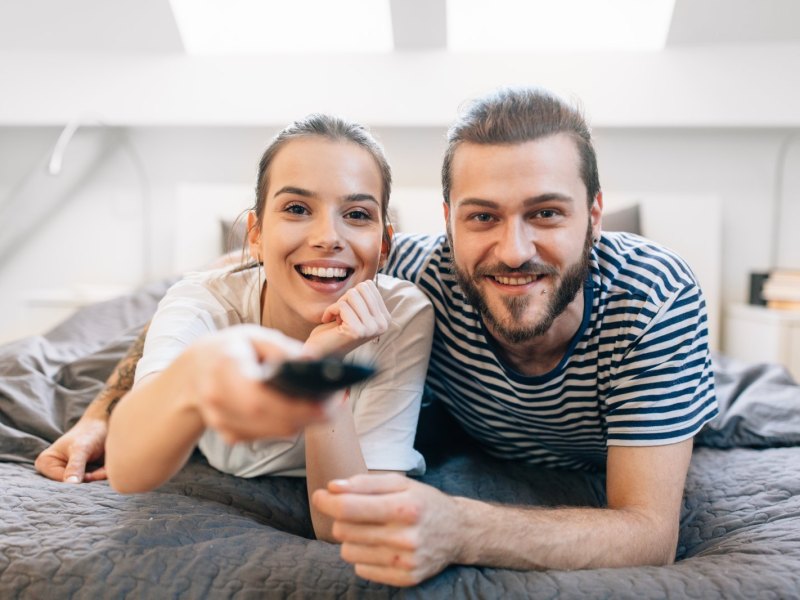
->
[[248, 137, 385, 332]]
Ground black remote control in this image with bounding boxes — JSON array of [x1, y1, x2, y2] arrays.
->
[[263, 357, 376, 399]]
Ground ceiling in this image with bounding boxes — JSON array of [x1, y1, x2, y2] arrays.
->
[[0, 0, 798, 54], [1, 0, 798, 127]]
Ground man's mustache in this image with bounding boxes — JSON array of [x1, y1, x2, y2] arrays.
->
[[473, 262, 558, 278]]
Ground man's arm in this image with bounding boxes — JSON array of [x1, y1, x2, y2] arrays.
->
[[34, 323, 149, 483], [312, 439, 693, 586]]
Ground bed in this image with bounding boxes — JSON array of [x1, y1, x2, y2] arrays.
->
[[2, 281, 800, 599]]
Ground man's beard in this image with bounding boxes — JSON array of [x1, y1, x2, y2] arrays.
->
[[451, 222, 593, 344]]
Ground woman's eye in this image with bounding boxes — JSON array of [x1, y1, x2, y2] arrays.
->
[[285, 203, 308, 215], [345, 209, 372, 221]]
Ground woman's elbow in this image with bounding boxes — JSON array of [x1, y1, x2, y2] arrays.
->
[[105, 455, 157, 494]]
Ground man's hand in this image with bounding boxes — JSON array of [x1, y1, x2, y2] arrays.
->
[[304, 281, 391, 357], [312, 473, 462, 587], [35, 417, 109, 483]]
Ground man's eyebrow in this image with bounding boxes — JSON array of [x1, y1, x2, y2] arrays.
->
[[274, 186, 315, 198], [457, 193, 574, 209]]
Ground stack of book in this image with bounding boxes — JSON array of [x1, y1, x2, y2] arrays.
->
[[762, 270, 800, 310]]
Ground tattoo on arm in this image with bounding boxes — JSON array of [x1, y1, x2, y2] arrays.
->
[[94, 322, 150, 416]]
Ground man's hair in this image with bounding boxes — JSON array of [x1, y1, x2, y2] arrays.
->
[[441, 87, 601, 206]]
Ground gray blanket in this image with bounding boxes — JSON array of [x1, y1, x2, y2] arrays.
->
[[2, 283, 800, 598]]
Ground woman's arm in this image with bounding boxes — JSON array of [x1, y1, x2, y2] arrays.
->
[[302, 280, 433, 542], [106, 325, 324, 494], [302, 281, 391, 540]]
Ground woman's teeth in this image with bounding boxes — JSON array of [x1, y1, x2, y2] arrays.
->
[[299, 266, 348, 279]]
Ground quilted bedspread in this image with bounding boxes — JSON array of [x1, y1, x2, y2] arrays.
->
[[2, 282, 800, 599]]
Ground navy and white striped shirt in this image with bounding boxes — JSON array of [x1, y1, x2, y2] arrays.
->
[[384, 231, 718, 471]]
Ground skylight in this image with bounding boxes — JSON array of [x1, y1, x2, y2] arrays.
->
[[446, 0, 676, 52], [169, 0, 393, 54]]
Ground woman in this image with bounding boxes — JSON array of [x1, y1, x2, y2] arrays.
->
[[105, 115, 434, 542]]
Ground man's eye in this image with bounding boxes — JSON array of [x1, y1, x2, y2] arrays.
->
[[472, 213, 494, 223], [535, 209, 559, 219]]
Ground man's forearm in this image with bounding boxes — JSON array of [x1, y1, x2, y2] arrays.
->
[[83, 323, 149, 419], [452, 497, 677, 571]]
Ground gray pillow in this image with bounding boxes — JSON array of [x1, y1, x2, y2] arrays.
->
[[221, 219, 248, 254], [603, 203, 641, 235]]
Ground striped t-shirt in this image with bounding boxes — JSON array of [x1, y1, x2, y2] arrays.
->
[[384, 231, 718, 471]]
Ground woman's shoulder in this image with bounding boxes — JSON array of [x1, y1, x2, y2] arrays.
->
[[375, 275, 433, 334], [161, 266, 259, 319], [376, 274, 431, 308]]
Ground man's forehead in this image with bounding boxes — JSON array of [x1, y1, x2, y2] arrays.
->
[[451, 133, 581, 165], [449, 134, 585, 199]]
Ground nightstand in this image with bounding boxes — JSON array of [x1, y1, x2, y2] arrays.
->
[[723, 303, 800, 382]]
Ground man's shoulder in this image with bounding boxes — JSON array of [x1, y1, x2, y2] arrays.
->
[[594, 232, 700, 300], [385, 233, 449, 281]]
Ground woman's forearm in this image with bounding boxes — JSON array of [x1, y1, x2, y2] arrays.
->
[[106, 348, 204, 494], [304, 399, 368, 541]]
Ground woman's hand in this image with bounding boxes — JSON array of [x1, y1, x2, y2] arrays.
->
[[107, 325, 334, 493], [304, 281, 391, 357], [188, 325, 331, 444]]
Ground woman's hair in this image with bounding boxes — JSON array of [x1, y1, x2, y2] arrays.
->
[[250, 113, 393, 255]]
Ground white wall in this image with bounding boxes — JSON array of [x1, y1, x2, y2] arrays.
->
[[1, 125, 798, 344]]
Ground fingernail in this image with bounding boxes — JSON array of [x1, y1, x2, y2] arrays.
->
[[330, 479, 350, 489], [65, 475, 80, 484]]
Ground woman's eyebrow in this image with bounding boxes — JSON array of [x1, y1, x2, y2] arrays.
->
[[274, 186, 314, 198], [342, 193, 378, 204]]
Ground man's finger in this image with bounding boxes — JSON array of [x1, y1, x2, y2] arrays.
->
[[34, 452, 66, 482], [63, 447, 91, 484], [353, 563, 421, 587], [341, 542, 417, 570], [84, 466, 108, 482], [332, 521, 417, 549], [329, 472, 410, 494], [313, 490, 420, 526]]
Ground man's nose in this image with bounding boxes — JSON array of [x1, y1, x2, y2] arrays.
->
[[494, 219, 536, 268]]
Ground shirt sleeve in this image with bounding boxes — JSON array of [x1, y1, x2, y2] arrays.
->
[[604, 282, 719, 446], [133, 277, 229, 386], [347, 278, 434, 474]]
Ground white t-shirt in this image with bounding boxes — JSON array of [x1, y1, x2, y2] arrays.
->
[[134, 267, 433, 477]]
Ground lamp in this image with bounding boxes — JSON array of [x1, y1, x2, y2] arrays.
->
[[0, 118, 153, 283]]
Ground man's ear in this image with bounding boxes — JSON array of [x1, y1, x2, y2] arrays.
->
[[246, 211, 262, 263], [591, 192, 603, 240], [443, 201, 450, 225]]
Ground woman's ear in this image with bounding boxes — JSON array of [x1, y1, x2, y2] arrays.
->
[[246, 211, 262, 263], [379, 223, 394, 267]]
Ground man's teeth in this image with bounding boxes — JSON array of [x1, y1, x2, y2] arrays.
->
[[493, 275, 537, 285], [299, 266, 348, 279]]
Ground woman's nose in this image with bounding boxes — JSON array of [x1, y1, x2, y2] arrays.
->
[[309, 211, 344, 251]]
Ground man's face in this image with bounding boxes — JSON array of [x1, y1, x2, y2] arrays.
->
[[445, 134, 601, 344]]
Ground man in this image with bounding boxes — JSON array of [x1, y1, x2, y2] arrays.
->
[[311, 87, 717, 585], [37, 87, 717, 585]]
